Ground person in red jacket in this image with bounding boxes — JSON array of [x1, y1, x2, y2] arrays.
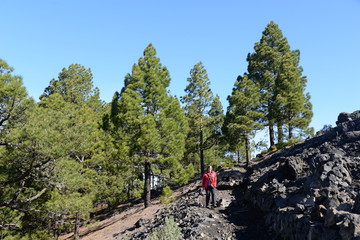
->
[[202, 165, 217, 208]]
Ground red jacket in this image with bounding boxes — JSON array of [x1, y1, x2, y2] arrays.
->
[[202, 171, 217, 188]]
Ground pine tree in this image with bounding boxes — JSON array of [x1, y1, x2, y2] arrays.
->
[[38, 64, 105, 237], [40, 63, 103, 111], [114, 44, 189, 208], [276, 50, 313, 140], [223, 74, 263, 166], [0, 59, 40, 238], [0, 59, 35, 145], [181, 62, 216, 175], [101, 92, 142, 203], [246, 21, 313, 146], [205, 95, 227, 167], [208, 95, 224, 140]]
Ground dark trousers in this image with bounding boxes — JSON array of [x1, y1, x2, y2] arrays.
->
[[205, 187, 216, 207]]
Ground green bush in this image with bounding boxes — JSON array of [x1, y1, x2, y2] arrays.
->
[[146, 217, 183, 240], [160, 186, 174, 205], [276, 138, 302, 150], [3, 230, 53, 240]]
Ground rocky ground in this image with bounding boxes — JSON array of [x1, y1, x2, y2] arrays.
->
[[121, 166, 271, 240], [245, 110, 360, 240], [61, 166, 273, 240], [62, 110, 360, 240]]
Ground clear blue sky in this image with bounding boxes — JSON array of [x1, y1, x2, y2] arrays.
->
[[1, 0, 359, 134]]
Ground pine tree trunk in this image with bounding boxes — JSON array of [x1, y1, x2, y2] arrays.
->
[[237, 150, 241, 163], [278, 124, 284, 144], [269, 124, 275, 146], [200, 126, 205, 176], [288, 125, 293, 139], [53, 214, 59, 240], [74, 211, 80, 240], [144, 160, 151, 208], [245, 134, 250, 167]]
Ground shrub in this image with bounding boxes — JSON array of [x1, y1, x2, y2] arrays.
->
[[160, 186, 174, 205], [146, 217, 183, 240]]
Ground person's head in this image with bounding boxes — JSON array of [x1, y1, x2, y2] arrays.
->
[[207, 165, 213, 173]]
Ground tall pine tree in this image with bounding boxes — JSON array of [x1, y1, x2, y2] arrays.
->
[[276, 50, 313, 140], [181, 62, 219, 175], [38, 64, 105, 237], [114, 44, 189, 208], [246, 21, 313, 146], [40, 63, 103, 111], [0, 59, 40, 238], [223, 74, 263, 166], [206, 95, 227, 167]]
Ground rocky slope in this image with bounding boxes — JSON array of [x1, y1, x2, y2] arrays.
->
[[121, 166, 270, 240], [65, 110, 360, 240], [245, 110, 360, 240], [124, 110, 360, 240], [63, 167, 264, 240]]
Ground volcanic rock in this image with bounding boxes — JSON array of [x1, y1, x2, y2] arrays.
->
[[118, 110, 360, 240], [245, 110, 360, 240]]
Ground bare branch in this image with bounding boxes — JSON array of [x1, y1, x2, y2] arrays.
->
[[0, 158, 53, 187], [0, 187, 48, 208]]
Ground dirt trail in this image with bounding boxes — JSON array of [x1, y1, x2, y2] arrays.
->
[[60, 181, 200, 240], [60, 202, 162, 240], [61, 166, 271, 240], [80, 203, 161, 240]]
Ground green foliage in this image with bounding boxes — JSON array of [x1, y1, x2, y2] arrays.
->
[[181, 62, 226, 174], [246, 21, 313, 146], [40, 64, 103, 109], [205, 95, 227, 167], [108, 43, 189, 207], [45, 159, 96, 216], [262, 138, 302, 154], [0, 60, 46, 239], [255, 140, 269, 154], [0, 62, 107, 238], [146, 217, 183, 240], [3, 231, 53, 240], [275, 138, 302, 150], [220, 157, 235, 168], [268, 145, 278, 152], [0, 59, 35, 143], [35, 66, 106, 235], [174, 163, 195, 186], [223, 74, 263, 164], [159, 186, 174, 205], [0, 208, 24, 239]]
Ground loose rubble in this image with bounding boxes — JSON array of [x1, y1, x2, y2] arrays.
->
[[115, 110, 360, 240]]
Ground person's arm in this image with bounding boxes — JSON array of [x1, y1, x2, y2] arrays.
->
[[214, 172, 217, 187]]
